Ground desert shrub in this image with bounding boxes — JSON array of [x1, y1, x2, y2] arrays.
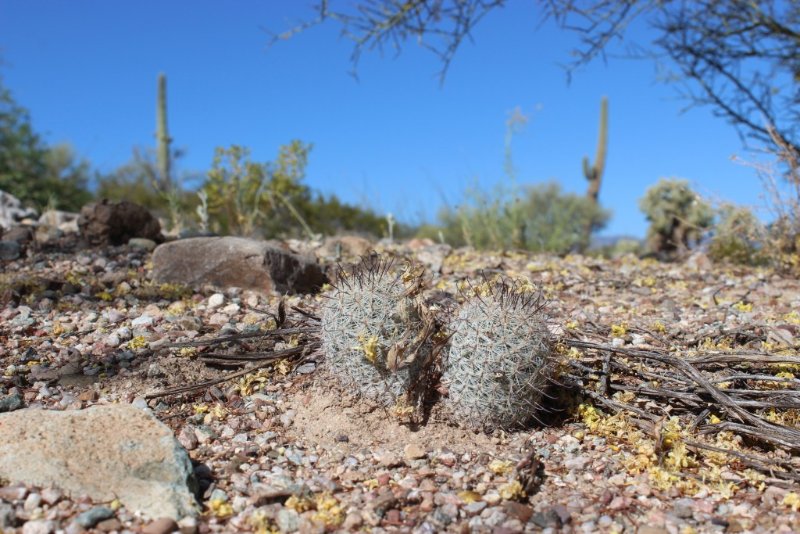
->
[[41, 144, 94, 211], [96, 148, 198, 231], [592, 237, 644, 259], [432, 181, 610, 254], [707, 204, 769, 265], [737, 127, 800, 272], [202, 141, 323, 237], [202, 141, 407, 239], [202, 144, 274, 236], [299, 193, 402, 238], [640, 178, 714, 258], [0, 78, 93, 211]]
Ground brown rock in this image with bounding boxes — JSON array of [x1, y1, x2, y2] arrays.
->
[[502, 501, 533, 523], [78, 199, 161, 246], [2, 225, 35, 245], [77, 389, 97, 402], [142, 517, 179, 534], [0, 484, 27, 501], [96, 518, 123, 532], [0, 404, 198, 520], [152, 237, 327, 294], [403, 443, 427, 460]]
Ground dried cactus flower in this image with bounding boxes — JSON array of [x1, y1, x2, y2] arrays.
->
[[443, 278, 555, 431], [320, 254, 436, 407]]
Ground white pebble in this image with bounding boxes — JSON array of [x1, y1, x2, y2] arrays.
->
[[207, 293, 225, 310], [131, 314, 154, 327]]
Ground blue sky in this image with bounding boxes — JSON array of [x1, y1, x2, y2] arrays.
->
[[0, 0, 770, 237]]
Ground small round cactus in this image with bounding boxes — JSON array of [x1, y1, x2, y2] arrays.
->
[[442, 278, 555, 431], [320, 255, 435, 406]]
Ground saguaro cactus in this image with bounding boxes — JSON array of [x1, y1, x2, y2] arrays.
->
[[156, 73, 172, 191], [580, 96, 608, 251]]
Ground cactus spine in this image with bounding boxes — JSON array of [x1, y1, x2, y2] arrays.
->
[[580, 96, 608, 251], [156, 73, 172, 191], [320, 256, 437, 410], [442, 279, 554, 431]]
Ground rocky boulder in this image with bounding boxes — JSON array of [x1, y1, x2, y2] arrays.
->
[[78, 199, 162, 246], [0, 404, 198, 520], [152, 236, 327, 294], [0, 190, 37, 230], [0, 226, 35, 261]]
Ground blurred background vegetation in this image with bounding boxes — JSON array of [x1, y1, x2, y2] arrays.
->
[[1, 0, 799, 271]]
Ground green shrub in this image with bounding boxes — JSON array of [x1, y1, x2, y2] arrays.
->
[[202, 141, 406, 239], [299, 193, 399, 238], [592, 237, 644, 259], [95, 148, 197, 230], [431, 181, 610, 254], [639, 178, 714, 257], [202, 144, 273, 236], [0, 78, 93, 211], [708, 204, 769, 265]]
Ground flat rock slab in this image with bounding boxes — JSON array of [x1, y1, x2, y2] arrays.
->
[[152, 237, 327, 294], [0, 404, 198, 520]]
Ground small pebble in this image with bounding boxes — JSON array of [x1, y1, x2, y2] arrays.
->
[[75, 506, 115, 528], [178, 425, 199, 450], [207, 293, 225, 310], [142, 517, 179, 534], [21, 519, 58, 534], [0, 393, 23, 413], [404, 443, 427, 460], [0, 503, 16, 529], [96, 518, 123, 532], [131, 314, 154, 327], [23, 492, 41, 512], [178, 516, 198, 534]]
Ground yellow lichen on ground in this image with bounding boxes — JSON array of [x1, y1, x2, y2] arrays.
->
[[578, 402, 772, 498]]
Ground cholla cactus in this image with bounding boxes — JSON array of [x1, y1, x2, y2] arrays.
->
[[320, 255, 436, 407], [443, 278, 555, 431], [640, 178, 714, 257]]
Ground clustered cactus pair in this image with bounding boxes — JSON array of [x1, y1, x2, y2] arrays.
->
[[320, 254, 555, 431]]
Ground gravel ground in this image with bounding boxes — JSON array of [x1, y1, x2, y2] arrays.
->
[[1, 241, 800, 533]]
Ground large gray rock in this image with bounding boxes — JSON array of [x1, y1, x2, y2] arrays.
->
[[78, 199, 162, 246], [0, 190, 37, 230], [152, 237, 327, 294], [0, 404, 198, 520]]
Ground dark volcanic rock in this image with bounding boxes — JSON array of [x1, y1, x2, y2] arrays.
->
[[78, 199, 162, 246], [152, 236, 327, 294], [0, 241, 21, 261]]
